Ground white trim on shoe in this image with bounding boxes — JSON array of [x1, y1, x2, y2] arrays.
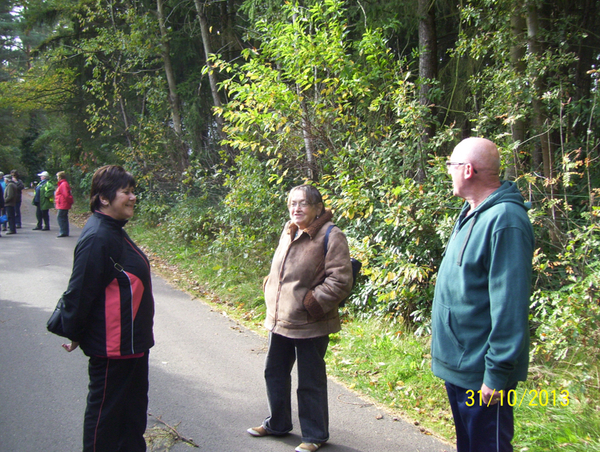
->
[[247, 426, 270, 437], [295, 442, 322, 452]]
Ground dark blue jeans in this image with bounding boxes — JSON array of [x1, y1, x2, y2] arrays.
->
[[57, 209, 69, 236], [5, 206, 16, 233], [446, 382, 516, 452], [14, 201, 21, 227], [263, 332, 330, 444]]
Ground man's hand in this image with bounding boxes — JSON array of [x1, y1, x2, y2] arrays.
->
[[481, 383, 503, 406]]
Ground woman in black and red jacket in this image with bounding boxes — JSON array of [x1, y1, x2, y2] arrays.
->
[[60, 165, 154, 452]]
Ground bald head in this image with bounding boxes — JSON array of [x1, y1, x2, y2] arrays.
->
[[448, 137, 502, 209], [452, 137, 501, 177]]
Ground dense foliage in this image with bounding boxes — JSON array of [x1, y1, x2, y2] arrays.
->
[[2, 0, 599, 432]]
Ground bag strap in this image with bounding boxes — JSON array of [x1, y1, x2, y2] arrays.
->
[[109, 234, 128, 274], [323, 224, 336, 258]]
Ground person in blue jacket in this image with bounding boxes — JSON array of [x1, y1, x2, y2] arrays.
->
[[431, 137, 534, 452], [0, 175, 4, 236], [59, 165, 155, 452], [0, 171, 5, 233]]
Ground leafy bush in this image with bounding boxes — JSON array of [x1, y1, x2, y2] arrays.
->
[[161, 196, 221, 244], [524, 151, 600, 392], [530, 222, 600, 368], [323, 142, 458, 328], [208, 152, 288, 263]]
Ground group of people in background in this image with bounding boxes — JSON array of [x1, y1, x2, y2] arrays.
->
[[0, 169, 73, 237]]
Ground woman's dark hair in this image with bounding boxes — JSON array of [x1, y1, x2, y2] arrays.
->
[[287, 184, 325, 215], [89, 165, 136, 212]]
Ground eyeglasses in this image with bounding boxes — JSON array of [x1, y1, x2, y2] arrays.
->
[[289, 201, 312, 208], [446, 162, 478, 174]]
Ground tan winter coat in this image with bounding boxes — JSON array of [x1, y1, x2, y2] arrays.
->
[[263, 209, 353, 339]]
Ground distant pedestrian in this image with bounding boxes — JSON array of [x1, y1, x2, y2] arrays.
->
[[431, 137, 534, 452], [247, 184, 353, 452], [57, 165, 155, 452], [55, 171, 74, 237], [32, 171, 54, 231], [0, 177, 4, 237], [0, 172, 5, 232], [10, 170, 24, 228], [3, 174, 17, 234]]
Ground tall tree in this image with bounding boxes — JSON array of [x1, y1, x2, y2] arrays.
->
[[157, 0, 183, 138], [506, 0, 526, 180], [157, 0, 188, 171], [193, 0, 225, 137], [526, 0, 551, 176], [417, 0, 438, 179], [218, 0, 412, 181]]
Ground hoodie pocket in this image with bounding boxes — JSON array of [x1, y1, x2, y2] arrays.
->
[[432, 303, 466, 370]]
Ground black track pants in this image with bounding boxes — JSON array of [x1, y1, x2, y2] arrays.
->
[[83, 353, 149, 452]]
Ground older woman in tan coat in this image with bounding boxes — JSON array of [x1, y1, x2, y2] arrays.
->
[[248, 184, 353, 452]]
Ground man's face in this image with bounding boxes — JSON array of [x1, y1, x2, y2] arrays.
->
[[447, 149, 467, 198]]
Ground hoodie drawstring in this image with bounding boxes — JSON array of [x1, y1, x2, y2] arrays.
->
[[456, 211, 479, 266]]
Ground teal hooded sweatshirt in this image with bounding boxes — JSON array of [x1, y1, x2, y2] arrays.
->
[[431, 181, 534, 391]]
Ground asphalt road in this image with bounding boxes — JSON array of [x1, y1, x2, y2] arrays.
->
[[0, 190, 455, 452]]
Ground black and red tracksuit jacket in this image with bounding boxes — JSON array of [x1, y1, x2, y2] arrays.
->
[[60, 212, 154, 357]]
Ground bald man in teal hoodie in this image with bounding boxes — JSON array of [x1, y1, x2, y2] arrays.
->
[[432, 137, 534, 452]]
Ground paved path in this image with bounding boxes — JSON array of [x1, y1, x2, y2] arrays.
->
[[0, 191, 454, 452]]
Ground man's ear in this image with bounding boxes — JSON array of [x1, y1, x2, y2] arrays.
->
[[465, 164, 477, 178]]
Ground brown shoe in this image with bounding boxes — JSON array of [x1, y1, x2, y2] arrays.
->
[[247, 426, 270, 437]]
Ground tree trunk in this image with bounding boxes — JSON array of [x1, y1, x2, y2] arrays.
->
[[526, 1, 551, 177], [506, 4, 526, 180], [298, 85, 317, 181], [157, 0, 188, 170], [157, 0, 183, 137], [527, 0, 559, 243], [193, 0, 225, 134], [417, 0, 437, 181], [572, 0, 596, 149], [119, 97, 133, 150]]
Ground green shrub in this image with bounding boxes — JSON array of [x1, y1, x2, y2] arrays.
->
[[323, 145, 457, 329]]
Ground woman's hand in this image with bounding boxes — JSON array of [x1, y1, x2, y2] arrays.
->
[[62, 341, 80, 352]]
